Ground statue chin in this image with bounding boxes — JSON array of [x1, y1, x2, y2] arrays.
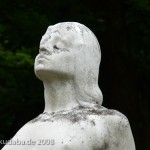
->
[[35, 67, 74, 82]]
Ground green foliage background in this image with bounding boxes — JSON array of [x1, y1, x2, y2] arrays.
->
[[0, 0, 150, 149]]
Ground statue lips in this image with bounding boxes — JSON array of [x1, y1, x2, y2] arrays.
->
[[40, 53, 49, 58], [37, 54, 49, 63]]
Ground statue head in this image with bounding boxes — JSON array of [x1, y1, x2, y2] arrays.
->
[[34, 22, 103, 108]]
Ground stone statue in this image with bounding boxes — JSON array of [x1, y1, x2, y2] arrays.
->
[[2, 22, 136, 150]]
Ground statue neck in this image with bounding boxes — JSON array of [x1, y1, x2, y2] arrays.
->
[[43, 78, 79, 113]]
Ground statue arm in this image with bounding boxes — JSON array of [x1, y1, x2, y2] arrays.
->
[[107, 111, 136, 150], [116, 122, 136, 150], [1, 123, 31, 150]]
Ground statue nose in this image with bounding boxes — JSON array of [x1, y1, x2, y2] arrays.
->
[[39, 43, 52, 54]]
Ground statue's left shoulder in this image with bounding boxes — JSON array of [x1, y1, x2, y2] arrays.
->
[[104, 109, 136, 150], [105, 109, 129, 130]]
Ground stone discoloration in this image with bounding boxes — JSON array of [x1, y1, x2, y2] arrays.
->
[[101, 141, 110, 150], [91, 120, 96, 126], [30, 106, 128, 127]]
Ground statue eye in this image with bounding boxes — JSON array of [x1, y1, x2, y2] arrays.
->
[[53, 45, 59, 50]]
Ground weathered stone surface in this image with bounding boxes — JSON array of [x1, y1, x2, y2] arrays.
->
[[2, 22, 135, 150]]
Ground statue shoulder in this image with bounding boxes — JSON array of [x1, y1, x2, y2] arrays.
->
[[87, 106, 129, 128], [100, 108, 136, 150], [102, 108, 129, 129]]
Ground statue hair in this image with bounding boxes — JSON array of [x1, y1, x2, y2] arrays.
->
[[46, 22, 103, 108], [55, 22, 103, 108]]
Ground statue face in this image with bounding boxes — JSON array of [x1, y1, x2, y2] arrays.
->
[[34, 25, 83, 80], [34, 22, 102, 106]]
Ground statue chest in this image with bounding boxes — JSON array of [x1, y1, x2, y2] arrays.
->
[[11, 118, 110, 150]]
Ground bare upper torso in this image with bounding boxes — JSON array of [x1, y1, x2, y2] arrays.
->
[[2, 106, 135, 150]]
